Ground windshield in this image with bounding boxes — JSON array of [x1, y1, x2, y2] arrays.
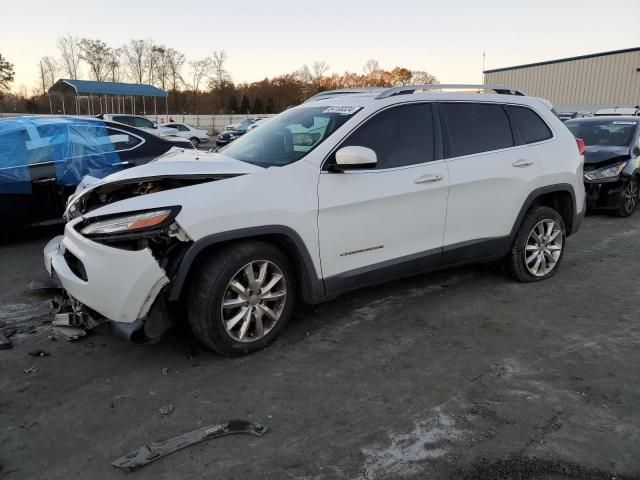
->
[[220, 106, 360, 167], [566, 120, 637, 147]]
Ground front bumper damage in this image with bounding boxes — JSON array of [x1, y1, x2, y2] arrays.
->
[[584, 176, 629, 210], [44, 220, 174, 342]]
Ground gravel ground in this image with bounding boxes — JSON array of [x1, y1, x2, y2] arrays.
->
[[0, 214, 639, 479]]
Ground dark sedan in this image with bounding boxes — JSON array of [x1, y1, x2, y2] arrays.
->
[[215, 123, 251, 147], [566, 116, 640, 216], [0, 116, 194, 231]]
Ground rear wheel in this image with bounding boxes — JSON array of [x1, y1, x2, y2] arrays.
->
[[190, 137, 200, 147], [187, 241, 295, 356], [615, 177, 638, 217], [507, 206, 566, 282]]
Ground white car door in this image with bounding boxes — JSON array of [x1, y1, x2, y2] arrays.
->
[[438, 102, 543, 255], [318, 103, 450, 292]]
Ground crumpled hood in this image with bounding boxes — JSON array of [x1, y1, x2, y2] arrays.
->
[[583, 146, 631, 166], [66, 149, 263, 218], [108, 148, 263, 182]]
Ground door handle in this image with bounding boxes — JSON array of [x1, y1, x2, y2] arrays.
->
[[414, 174, 443, 184], [512, 159, 534, 168], [32, 177, 56, 184]]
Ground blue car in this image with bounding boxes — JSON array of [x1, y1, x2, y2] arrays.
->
[[0, 116, 193, 231]]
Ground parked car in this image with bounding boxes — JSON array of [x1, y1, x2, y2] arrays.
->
[[594, 107, 640, 117], [45, 84, 585, 355], [224, 117, 261, 131], [247, 118, 271, 131], [216, 123, 251, 147], [160, 122, 209, 146], [558, 112, 592, 122], [96, 114, 178, 137], [0, 116, 194, 231], [565, 116, 640, 216]]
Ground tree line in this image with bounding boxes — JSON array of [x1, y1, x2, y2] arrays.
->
[[0, 37, 438, 115]]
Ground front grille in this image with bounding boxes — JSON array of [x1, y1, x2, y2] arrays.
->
[[63, 250, 88, 281]]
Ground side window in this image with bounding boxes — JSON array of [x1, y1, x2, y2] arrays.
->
[[0, 128, 29, 167], [440, 103, 514, 157], [133, 117, 154, 128], [505, 105, 552, 144], [67, 126, 142, 156], [177, 124, 189, 132], [28, 124, 69, 164], [336, 103, 434, 169], [107, 128, 142, 150], [113, 116, 134, 126]]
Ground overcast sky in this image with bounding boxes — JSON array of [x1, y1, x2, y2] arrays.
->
[[2, 0, 639, 92]]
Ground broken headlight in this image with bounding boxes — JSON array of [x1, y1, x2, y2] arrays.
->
[[80, 207, 180, 237], [584, 162, 627, 181]]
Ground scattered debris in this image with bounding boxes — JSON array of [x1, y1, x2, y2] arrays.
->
[[23, 366, 38, 374], [158, 404, 175, 416], [28, 277, 63, 292], [162, 367, 168, 375], [0, 333, 12, 350], [28, 350, 50, 357], [52, 326, 87, 341], [112, 420, 268, 472]]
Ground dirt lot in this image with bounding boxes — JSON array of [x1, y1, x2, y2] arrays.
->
[[1, 215, 639, 479]]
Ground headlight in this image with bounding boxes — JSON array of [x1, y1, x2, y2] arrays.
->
[[584, 162, 627, 181], [80, 208, 178, 236]]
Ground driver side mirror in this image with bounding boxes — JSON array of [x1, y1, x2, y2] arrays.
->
[[329, 146, 377, 172]]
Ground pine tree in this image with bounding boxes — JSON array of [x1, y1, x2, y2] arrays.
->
[[265, 97, 275, 114], [227, 96, 238, 113], [253, 97, 264, 114], [240, 95, 251, 114]]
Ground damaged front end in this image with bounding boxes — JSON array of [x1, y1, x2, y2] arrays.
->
[[46, 174, 243, 343]]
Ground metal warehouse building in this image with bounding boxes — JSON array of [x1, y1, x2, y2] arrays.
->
[[483, 47, 640, 113]]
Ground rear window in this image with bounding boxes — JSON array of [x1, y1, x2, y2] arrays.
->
[[505, 105, 552, 144], [441, 102, 514, 157], [565, 120, 637, 147]]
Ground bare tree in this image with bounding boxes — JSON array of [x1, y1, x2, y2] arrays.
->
[[209, 50, 231, 89], [166, 48, 186, 92], [410, 70, 438, 85], [57, 34, 82, 79], [311, 61, 329, 81], [122, 39, 147, 83], [79, 38, 112, 81], [107, 48, 123, 82], [189, 57, 212, 96], [295, 64, 313, 84], [363, 59, 381, 75]]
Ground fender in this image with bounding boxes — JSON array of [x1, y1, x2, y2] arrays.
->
[[510, 183, 582, 237], [167, 225, 325, 303]]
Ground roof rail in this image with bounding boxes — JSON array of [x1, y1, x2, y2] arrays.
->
[[305, 88, 385, 103], [375, 84, 526, 99]]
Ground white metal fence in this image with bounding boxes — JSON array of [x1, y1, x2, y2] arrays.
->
[[0, 113, 276, 134]]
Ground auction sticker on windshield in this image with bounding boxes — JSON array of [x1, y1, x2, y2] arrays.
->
[[322, 106, 361, 115]]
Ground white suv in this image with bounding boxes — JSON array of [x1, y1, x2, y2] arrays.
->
[[44, 84, 586, 355]]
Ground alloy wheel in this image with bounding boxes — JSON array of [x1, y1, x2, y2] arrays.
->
[[524, 219, 563, 277], [624, 180, 638, 213], [220, 260, 287, 342]]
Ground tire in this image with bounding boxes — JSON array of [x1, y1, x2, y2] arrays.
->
[[507, 206, 566, 283], [614, 177, 639, 217], [187, 241, 295, 356], [190, 137, 200, 147]]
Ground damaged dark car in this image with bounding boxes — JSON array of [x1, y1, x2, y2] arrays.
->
[[0, 116, 194, 231], [566, 116, 640, 216]]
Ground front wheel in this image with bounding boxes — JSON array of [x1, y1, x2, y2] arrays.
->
[[507, 206, 566, 282], [187, 241, 295, 356], [190, 137, 200, 147], [615, 177, 639, 217]]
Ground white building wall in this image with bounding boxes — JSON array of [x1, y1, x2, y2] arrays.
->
[[484, 49, 640, 112]]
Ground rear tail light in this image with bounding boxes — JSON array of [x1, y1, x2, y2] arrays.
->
[[575, 138, 586, 156]]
